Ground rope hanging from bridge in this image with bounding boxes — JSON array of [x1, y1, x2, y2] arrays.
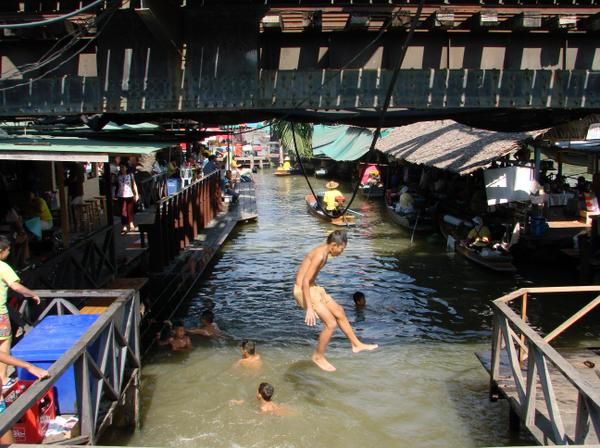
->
[[292, 0, 427, 220]]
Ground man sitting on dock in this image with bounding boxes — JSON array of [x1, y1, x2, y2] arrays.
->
[[294, 230, 377, 372]]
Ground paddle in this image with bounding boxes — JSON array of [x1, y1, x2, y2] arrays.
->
[[345, 209, 364, 217]]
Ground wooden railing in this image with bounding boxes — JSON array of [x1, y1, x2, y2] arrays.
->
[[0, 289, 140, 445], [490, 286, 600, 445], [142, 170, 222, 271], [136, 172, 168, 207], [20, 225, 116, 289]]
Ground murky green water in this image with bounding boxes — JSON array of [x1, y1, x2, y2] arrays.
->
[[105, 171, 599, 448]]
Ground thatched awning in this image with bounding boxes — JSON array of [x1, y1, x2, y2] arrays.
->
[[376, 120, 544, 175]]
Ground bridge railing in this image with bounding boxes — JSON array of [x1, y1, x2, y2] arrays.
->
[[0, 289, 140, 445], [141, 170, 222, 271], [490, 286, 600, 445]]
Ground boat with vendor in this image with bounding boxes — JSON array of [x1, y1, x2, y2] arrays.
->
[[440, 214, 516, 273], [359, 164, 384, 198], [385, 185, 435, 233], [305, 181, 355, 226]]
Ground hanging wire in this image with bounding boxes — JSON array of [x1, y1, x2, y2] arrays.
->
[[291, 0, 427, 219], [0, 0, 105, 29], [0, 2, 120, 92]]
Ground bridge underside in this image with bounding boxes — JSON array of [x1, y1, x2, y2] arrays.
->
[[0, 1, 599, 130]]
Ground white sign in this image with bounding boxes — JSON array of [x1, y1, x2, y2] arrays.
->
[[484, 166, 535, 205], [586, 123, 600, 140]]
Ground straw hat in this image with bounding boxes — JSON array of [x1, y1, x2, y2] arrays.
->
[[325, 181, 339, 189], [284, 156, 290, 161]]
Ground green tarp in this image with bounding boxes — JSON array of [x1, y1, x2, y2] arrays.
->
[[312, 125, 384, 161]]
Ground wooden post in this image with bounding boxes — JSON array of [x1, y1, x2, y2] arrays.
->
[[519, 292, 528, 364], [56, 161, 70, 246], [103, 161, 113, 226]]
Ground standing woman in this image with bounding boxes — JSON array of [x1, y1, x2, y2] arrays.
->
[[0, 235, 40, 386], [117, 163, 139, 234]]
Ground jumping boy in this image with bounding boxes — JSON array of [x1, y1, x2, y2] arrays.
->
[[294, 230, 377, 372], [235, 340, 262, 369]]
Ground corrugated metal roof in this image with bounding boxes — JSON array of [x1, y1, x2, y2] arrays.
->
[[376, 120, 544, 175], [0, 136, 168, 162]]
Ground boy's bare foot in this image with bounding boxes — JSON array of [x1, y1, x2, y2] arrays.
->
[[352, 343, 378, 353], [312, 354, 336, 372]]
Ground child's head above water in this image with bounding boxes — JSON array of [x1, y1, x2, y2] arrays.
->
[[241, 339, 256, 356], [173, 321, 186, 337], [258, 382, 274, 402], [201, 310, 215, 324], [353, 291, 366, 308]]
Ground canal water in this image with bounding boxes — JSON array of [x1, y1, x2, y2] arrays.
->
[[107, 171, 599, 448]]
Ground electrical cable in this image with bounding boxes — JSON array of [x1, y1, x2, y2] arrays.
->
[[0, 0, 104, 29], [0, 2, 119, 92], [291, 0, 426, 219]]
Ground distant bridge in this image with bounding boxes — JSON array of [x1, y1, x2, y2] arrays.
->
[[0, 1, 599, 130]]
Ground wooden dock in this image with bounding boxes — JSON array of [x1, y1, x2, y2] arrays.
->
[[477, 287, 600, 446]]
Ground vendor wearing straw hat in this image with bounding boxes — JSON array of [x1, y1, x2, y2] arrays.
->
[[323, 181, 345, 216]]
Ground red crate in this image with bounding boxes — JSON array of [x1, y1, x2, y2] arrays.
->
[[4, 379, 57, 443]]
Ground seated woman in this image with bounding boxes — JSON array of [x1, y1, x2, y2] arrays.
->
[[466, 216, 491, 248], [23, 191, 53, 231], [394, 186, 415, 215]]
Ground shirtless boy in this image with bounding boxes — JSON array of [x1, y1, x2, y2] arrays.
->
[[294, 230, 377, 372], [256, 382, 290, 415], [157, 322, 192, 351], [186, 310, 221, 337], [235, 340, 262, 369]]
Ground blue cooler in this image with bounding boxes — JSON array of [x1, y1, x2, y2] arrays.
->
[[11, 314, 100, 414], [166, 179, 181, 195], [530, 216, 548, 237]]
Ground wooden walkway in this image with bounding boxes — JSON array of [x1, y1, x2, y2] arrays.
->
[[476, 348, 600, 445], [478, 287, 600, 446]]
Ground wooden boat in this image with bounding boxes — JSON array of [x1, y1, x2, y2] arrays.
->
[[359, 184, 384, 198], [439, 215, 516, 273], [305, 194, 355, 227], [274, 169, 291, 176], [385, 195, 434, 232]]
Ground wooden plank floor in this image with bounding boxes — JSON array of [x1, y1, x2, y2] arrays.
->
[[476, 347, 600, 445]]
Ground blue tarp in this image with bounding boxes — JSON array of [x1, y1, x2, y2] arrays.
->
[[312, 125, 384, 161]]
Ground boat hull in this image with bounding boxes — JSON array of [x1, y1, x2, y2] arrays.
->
[[385, 204, 433, 233], [359, 185, 384, 198], [440, 217, 516, 273]]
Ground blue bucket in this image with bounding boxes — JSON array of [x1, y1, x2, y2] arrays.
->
[[530, 216, 547, 237], [166, 179, 181, 196]]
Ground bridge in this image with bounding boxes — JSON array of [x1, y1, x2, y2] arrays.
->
[[0, 1, 599, 129]]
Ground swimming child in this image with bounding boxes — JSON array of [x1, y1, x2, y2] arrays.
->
[[187, 310, 221, 337], [294, 230, 377, 372], [156, 321, 192, 351], [235, 339, 262, 369], [256, 382, 292, 415], [353, 291, 366, 309]]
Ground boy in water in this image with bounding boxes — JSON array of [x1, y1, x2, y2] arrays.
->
[[353, 291, 366, 309], [235, 340, 262, 368], [294, 230, 377, 372], [230, 382, 291, 416], [187, 310, 221, 337], [156, 321, 192, 351]]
